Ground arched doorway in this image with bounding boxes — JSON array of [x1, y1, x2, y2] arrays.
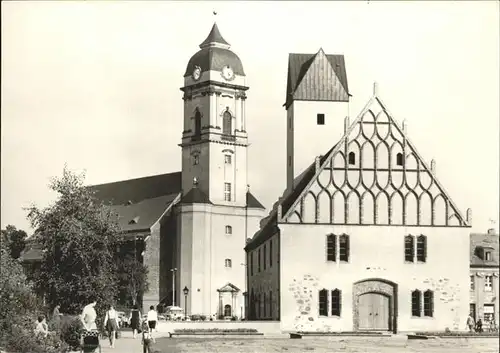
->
[[353, 279, 398, 333], [224, 304, 232, 317]]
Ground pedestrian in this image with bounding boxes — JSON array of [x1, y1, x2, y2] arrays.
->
[[147, 305, 158, 342], [141, 320, 153, 353], [475, 318, 483, 333], [103, 304, 119, 348], [51, 304, 62, 331], [80, 297, 98, 331], [466, 314, 475, 332], [129, 304, 141, 339]]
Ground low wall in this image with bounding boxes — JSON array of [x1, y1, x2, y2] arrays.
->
[[156, 321, 281, 334]]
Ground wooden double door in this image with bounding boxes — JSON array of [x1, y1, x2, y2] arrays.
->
[[358, 292, 390, 331]]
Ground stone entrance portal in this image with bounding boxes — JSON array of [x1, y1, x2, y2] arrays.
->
[[217, 282, 240, 318], [353, 279, 398, 333]]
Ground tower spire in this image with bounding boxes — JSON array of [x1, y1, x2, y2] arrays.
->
[[199, 23, 230, 49]]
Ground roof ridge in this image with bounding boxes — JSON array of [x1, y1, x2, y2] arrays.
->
[[88, 171, 180, 188]]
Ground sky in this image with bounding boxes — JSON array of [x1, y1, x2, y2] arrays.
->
[[1, 1, 499, 234]]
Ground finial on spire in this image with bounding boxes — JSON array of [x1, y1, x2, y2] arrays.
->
[[430, 159, 436, 174], [467, 208, 472, 224], [373, 81, 378, 96], [193, 177, 198, 187], [213, 10, 217, 16], [402, 120, 407, 133]]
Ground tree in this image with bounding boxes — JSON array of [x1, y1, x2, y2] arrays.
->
[[26, 166, 121, 315], [116, 254, 149, 307], [1, 224, 28, 259]]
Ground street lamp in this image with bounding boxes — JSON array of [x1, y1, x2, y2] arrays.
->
[[183, 286, 189, 320], [170, 268, 177, 306]]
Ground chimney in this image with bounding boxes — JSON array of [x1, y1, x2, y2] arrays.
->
[[487, 228, 497, 235]]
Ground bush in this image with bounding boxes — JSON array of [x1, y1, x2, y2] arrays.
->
[[231, 315, 238, 321], [190, 314, 200, 321], [200, 315, 207, 321], [60, 315, 84, 350]]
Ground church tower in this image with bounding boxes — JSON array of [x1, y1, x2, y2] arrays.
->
[[176, 23, 266, 319], [180, 23, 249, 206]]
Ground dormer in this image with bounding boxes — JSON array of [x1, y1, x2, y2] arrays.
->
[[475, 246, 495, 261]]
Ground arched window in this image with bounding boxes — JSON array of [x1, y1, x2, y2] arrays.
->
[[223, 111, 232, 135], [224, 304, 232, 317], [416, 235, 427, 262], [405, 235, 415, 262], [411, 289, 422, 317], [225, 225, 232, 234], [396, 153, 404, 166], [348, 152, 356, 165], [194, 109, 202, 139]]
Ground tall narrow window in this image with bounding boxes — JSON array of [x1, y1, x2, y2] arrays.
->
[[224, 155, 232, 164], [318, 289, 328, 316], [193, 154, 199, 165], [396, 153, 404, 166], [326, 234, 336, 262], [224, 182, 232, 201], [263, 292, 267, 318], [269, 240, 273, 268], [223, 111, 232, 135], [317, 113, 325, 125], [250, 252, 254, 276], [348, 152, 356, 165], [416, 235, 427, 262], [485, 251, 492, 261], [194, 109, 202, 139], [470, 275, 475, 291], [269, 291, 273, 319], [411, 290, 422, 317], [263, 244, 267, 270], [258, 248, 261, 272], [339, 234, 350, 262], [225, 259, 232, 268], [485, 276, 493, 292], [405, 235, 414, 262], [423, 290, 434, 317], [331, 289, 342, 316]]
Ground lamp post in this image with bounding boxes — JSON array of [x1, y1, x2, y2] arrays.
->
[[183, 286, 189, 320], [170, 268, 177, 306]]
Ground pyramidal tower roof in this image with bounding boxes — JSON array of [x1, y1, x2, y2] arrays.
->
[[199, 23, 230, 49]]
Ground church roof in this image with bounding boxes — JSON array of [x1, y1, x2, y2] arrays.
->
[[199, 23, 230, 49], [184, 23, 245, 77], [284, 49, 349, 108], [247, 192, 265, 209], [181, 186, 212, 205]]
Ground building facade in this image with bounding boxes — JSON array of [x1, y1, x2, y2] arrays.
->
[[21, 24, 267, 318], [246, 49, 472, 333], [469, 229, 499, 327]]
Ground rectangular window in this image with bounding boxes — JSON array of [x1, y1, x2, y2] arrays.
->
[[485, 251, 492, 261], [225, 225, 232, 234], [470, 275, 475, 291], [263, 244, 267, 270], [485, 276, 493, 292], [339, 235, 350, 262], [225, 259, 232, 268], [317, 113, 325, 125], [258, 248, 261, 272], [470, 303, 476, 321], [193, 155, 199, 165], [318, 289, 328, 316], [224, 155, 232, 164], [269, 240, 273, 268], [405, 236, 414, 262], [484, 304, 495, 323], [331, 289, 342, 316], [224, 182, 232, 201], [416, 235, 427, 262], [326, 234, 336, 262], [411, 290, 421, 317], [423, 290, 434, 317]]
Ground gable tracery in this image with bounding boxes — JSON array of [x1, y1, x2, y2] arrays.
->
[[286, 99, 467, 227]]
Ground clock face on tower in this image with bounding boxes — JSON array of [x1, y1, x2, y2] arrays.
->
[[192, 66, 201, 81], [221, 65, 234, 81]]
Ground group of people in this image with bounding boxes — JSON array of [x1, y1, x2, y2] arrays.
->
[[467, 314, 498, 333], [80, 299, 158, 349], [34, 304, 63, 338]]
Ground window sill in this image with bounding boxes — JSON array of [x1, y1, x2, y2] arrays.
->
[[318, 315, 342, 319], [410, 316, 435, 319]]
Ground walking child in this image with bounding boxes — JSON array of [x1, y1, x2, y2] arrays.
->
[[141, 320, 153, 353]]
